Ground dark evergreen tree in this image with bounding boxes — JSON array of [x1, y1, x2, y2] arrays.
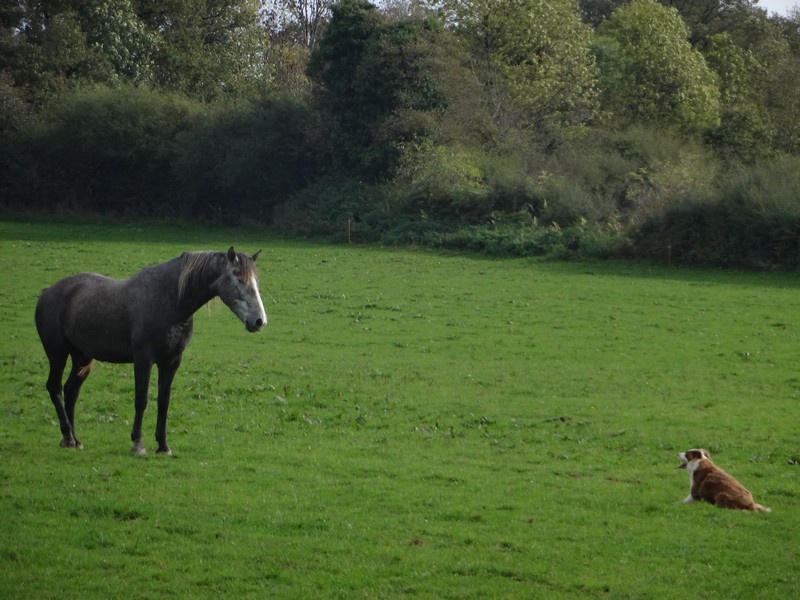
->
[[308, 0, 447, 180]]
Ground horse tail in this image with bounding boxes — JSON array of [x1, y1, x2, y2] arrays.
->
[[77, 360, 94, 379]]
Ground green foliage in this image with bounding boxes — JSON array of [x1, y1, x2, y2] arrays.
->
[[703, 33, 775, 161], [80, 0, 160, 84], [579, 0, 625, 26], [662, 0, 761, 45], [3, 8, 110, 104], [722, 155, 800, 218], [391, 141, 491, 223], [0, 0, 163, 103], [432, 222, 627, 259], [5, 85, 203, 215], [0, 0, 268, 104], [306, 0, 388, 178], [497, 0, 599, 132], [478, 154, 541, 214], [173, 96, 315, 222], [533, 125, 716, 229], [606, 125, 719, 224], [264, 42, 312, 97], [2, 221, 799, 598], [636, 156, 800, 267], [445, 0, 599, 133], [137, 0, 269, 101], [388, 141, 611, 233], [0, 71, 29, 131], [272, 176, 387, 241], [2, 86, 311, 222], [536, 173, 604, 226], [758, 35, 800, 154], [596, 0, 721, 134], [306, 0, 381, 99], [308, 0, 448, 179]]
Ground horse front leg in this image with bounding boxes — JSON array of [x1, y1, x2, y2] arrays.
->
[[154, 355, 182, 455], [130, 359, 153, 456]]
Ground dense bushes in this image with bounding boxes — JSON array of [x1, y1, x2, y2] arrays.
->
[[172, 96, 314, 223], [5, 86, 200, 215], [635, 157, 800, 268], [2, 86, 311, 222], [3, 80, 799, 267], [273, 176, 387, 241]]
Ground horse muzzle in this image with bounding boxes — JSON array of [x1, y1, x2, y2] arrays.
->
[[245, 316, 266, 332]]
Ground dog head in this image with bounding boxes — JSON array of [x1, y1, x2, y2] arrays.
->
[[677, 448, 711, 471]]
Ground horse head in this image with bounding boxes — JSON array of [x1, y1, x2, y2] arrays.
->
[[216, 247, 267, 332]]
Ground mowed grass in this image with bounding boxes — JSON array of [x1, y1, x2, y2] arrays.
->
[[1, 219, 798, 599]]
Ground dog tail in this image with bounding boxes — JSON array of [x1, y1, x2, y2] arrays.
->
[[754, 503, 771, 513]]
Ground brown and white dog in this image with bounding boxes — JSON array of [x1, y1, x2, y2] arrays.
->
[[676, 449, 770, 512]]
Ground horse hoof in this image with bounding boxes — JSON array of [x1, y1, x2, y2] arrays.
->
[[156, 447, 172, 456], [131, 443, 147, 456], [60, 438, 83, 450]]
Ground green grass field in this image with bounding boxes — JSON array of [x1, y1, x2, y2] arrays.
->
[[1, 219, 798, 598]]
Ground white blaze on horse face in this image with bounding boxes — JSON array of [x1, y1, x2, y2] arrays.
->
[[219, 265, 267, 332], [245, 274, 267, 332]]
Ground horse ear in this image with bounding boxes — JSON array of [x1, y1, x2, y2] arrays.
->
[[252, 250, 262, 262], [227, 247, 238, 264]]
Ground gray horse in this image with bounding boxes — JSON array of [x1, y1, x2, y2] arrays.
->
[[35, 247, 267, 455]]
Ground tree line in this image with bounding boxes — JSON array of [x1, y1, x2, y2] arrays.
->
[[2, 0, 799, 267]]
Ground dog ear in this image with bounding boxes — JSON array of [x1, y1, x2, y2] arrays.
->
[[700, 449, 711, 460]]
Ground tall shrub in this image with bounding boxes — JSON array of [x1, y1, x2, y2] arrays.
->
[[635, 157, 800, 268], [174, 96, 315, 223], [5, 85, 203, 215]]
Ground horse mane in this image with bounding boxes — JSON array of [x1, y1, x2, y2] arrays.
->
[[178, 251, 217, 301], [178, 250, 257, 301]]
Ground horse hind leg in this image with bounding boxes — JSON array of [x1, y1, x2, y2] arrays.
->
[[62, 357, 93, 450], [44, 353, 76, 448]]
